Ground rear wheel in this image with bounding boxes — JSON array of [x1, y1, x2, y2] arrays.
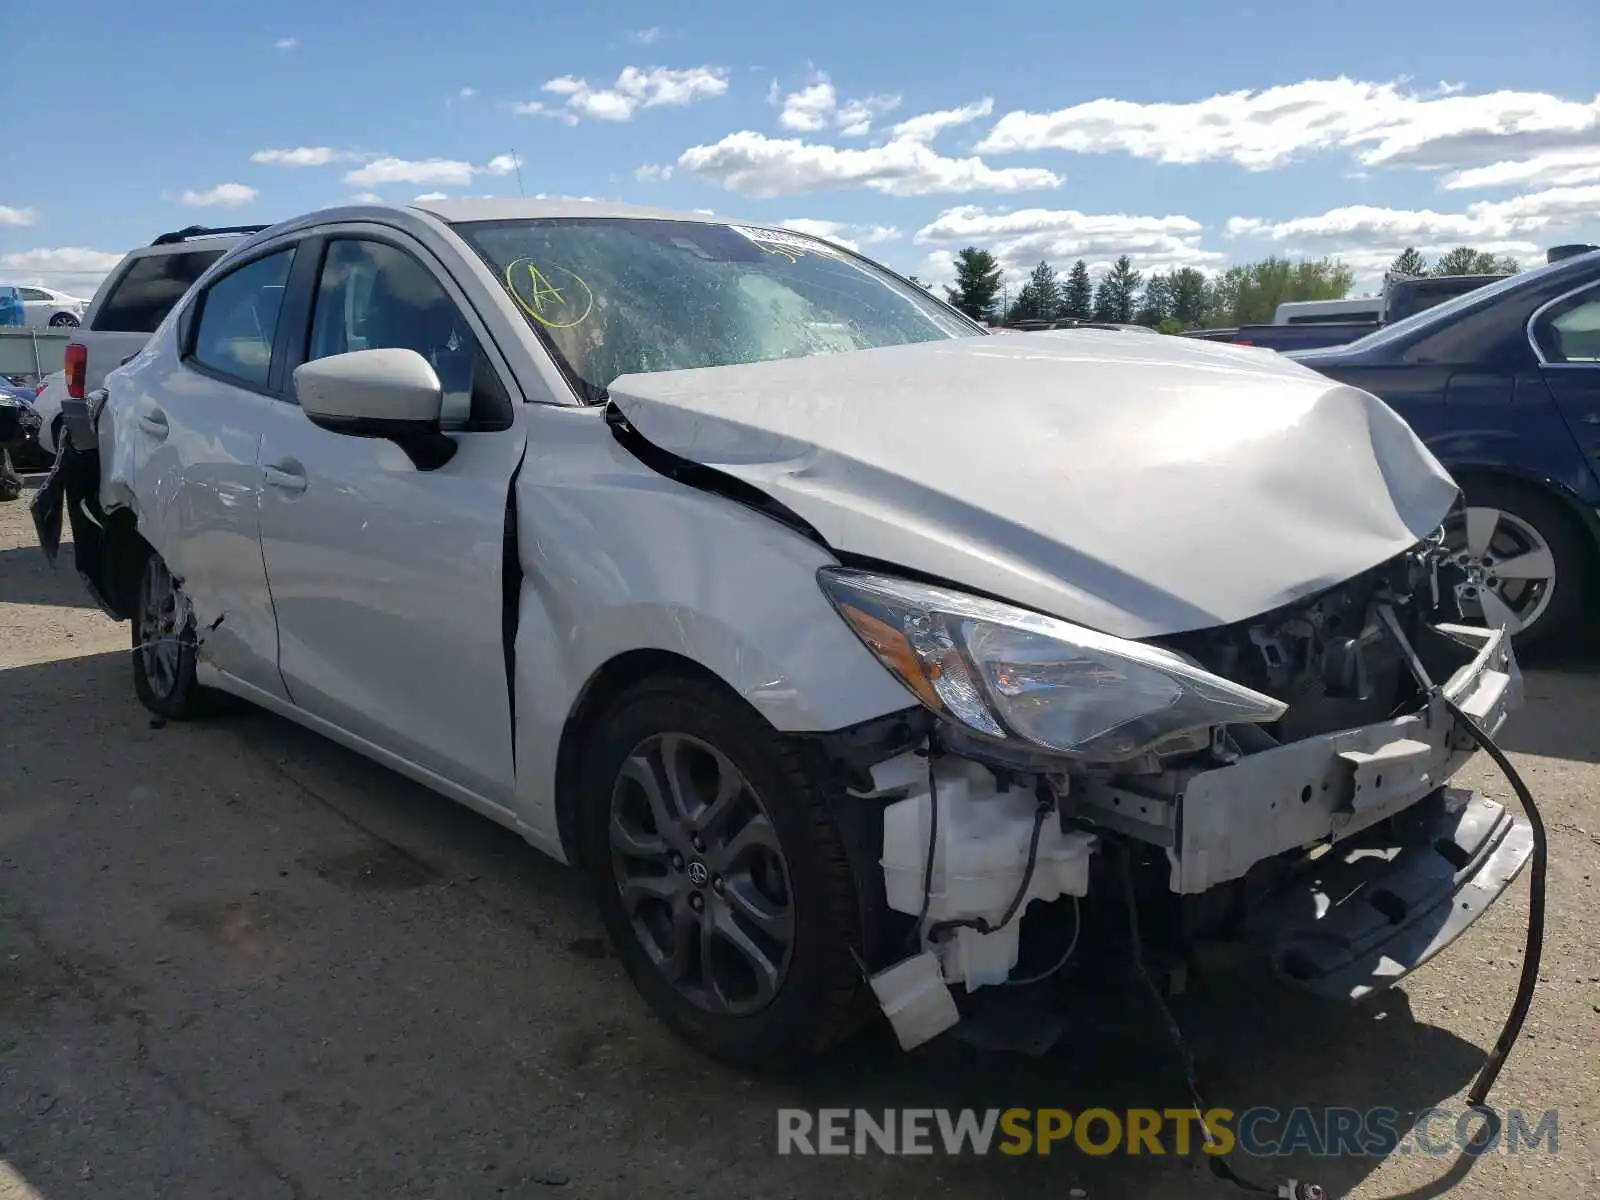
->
[[48, 312, 78, 328], [1444, 478, 1591, 649], [580, 675, 868, 1070], [131, 549, 216, 718]]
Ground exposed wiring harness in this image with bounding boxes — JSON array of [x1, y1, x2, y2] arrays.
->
[[907, 745, 1056, 953]]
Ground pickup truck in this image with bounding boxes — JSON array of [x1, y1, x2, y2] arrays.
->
[[56, 225, 264, 443], [1179, 322, 1380, 352]]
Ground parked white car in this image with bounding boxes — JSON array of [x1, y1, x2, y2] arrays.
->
[[12, 284, 88, 327], [43, 199, 1531, 1069]]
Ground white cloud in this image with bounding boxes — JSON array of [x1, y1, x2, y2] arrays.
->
[[524, 65, 729, 123], [778, 218, 901, 252], [1443, 146, 1600, 190], [1229, 184, 1600, 247], [414, 192, 450, 201], [350, 192, 385, 204], [0, 247, 125, 294], [629, 26, 662, 44], [914, 205, 1224, 281], [774, 72, 901, 137], [977, 78, 1600, 174], [251, 146, 360, 167], [273, 37, 297, 50], [0, 205, 37, 226], [891, 98, 994, 144], [678, 130, 1062, 198], [458, 86, 476, 99], [634, 163, 674, 182], [342, 154, 518, 187], [180, 182, 259, 207]]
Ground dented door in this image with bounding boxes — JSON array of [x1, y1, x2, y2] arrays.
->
[[255, 402, 527, 802]]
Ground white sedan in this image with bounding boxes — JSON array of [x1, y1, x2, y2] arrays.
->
[[14, 284, 88, 327], [47, 199, 1530, 1069]]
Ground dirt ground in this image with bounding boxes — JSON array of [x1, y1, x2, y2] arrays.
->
[[2, 480, 1597, 1199]]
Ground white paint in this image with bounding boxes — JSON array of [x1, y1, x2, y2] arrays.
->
[[608, 328, 1460, 638]]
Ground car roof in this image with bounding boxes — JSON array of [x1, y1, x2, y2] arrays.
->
[[406, 197, 740, 226]]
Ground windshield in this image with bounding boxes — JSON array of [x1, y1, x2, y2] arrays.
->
[[1340, 257, 1575, 352], [456, 217, 981, 400]]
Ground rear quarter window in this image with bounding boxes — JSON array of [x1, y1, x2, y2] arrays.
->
[[92, 249, 227, 333]]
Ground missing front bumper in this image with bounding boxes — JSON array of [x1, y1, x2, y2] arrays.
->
[[1247, 787, 1534, 1000]]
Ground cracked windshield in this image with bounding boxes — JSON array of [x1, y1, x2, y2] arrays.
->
[[460, 217, 980, 397]]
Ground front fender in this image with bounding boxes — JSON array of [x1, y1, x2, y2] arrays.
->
[[508, 407, 914, 857]]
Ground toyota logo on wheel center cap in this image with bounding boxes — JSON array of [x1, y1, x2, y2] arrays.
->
[[687, 859, 710, 887]]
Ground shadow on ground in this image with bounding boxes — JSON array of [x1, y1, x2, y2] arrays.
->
[[0, 649, 1524, 1199]]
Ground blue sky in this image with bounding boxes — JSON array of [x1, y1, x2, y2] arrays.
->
[[4, 0, 1598, 298]]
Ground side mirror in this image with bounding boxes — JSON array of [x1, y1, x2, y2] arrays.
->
[[293, 348, 455, 469]]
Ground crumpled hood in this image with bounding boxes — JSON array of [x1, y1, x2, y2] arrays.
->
[[606, 331, 1458, 639]]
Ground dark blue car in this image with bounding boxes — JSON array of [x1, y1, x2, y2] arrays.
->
[[1291, 249, 1600, 649]]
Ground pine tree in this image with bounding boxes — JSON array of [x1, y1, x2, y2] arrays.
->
[[1062, 259, 1093, 320], [943, 247, 1004, 320], [1010, 261, 1063, 322], [1092, 256, 1142, 323]]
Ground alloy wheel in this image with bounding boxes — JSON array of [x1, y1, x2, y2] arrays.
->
[[1442, 505, 1557, 636], [608, 732, 796, 1016], [138, 558, 185, 699]]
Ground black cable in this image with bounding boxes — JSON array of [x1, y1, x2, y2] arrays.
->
[[1113, 840, 1302, 1196], [1439, 691, 1548, 1110], [927, 797, 1051, 941], [905, 749, 941, 954], [1375, 603, 1548, 1111]]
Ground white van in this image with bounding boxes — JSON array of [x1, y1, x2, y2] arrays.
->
[[1273, 297, 1385, 325]]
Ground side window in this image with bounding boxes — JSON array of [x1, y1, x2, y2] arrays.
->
[[19, 288, 50, 301], [307, 238, 511, 429], [190, 249, 296, 389], [93, 249, 227, 333], [1534, 287, 1600, 364]]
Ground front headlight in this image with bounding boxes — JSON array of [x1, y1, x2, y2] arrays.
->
[[818, 568, 1286, 763]]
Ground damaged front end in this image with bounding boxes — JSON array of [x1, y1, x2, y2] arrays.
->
[[825, 538, 1530, 1052]]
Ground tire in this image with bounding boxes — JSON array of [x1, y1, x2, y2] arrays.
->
[[0, 467, 20, 502], [48, 312, 79, 327], [131, 548, 216, 719], [580, 674, 869, 1070], [1447, 478, 1592, 650]]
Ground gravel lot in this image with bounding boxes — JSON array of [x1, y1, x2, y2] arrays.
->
[[2, 481, 1597, 1199]]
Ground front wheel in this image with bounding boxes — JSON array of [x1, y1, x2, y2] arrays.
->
[[1444, 479, 1591, 649], [580, 675, 869, 1070]]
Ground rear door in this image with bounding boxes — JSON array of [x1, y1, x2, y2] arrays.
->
[[1530, 279, 1600, 487], [119, 242, 299, 699], [254, 229, 527, 805]]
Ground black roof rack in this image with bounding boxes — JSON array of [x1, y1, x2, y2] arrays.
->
[[149, 224, 270, 246]]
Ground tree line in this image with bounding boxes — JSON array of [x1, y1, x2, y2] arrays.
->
[[940, 244, 1522, 331]]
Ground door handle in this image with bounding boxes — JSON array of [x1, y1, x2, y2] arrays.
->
[[263, 464, 307, 493], [137, 409, 168, 439]]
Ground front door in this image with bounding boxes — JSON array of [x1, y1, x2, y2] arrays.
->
[[255, 233, 526, 804]]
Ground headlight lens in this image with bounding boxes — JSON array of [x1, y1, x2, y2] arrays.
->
[[818, 568, 1286, 762]]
